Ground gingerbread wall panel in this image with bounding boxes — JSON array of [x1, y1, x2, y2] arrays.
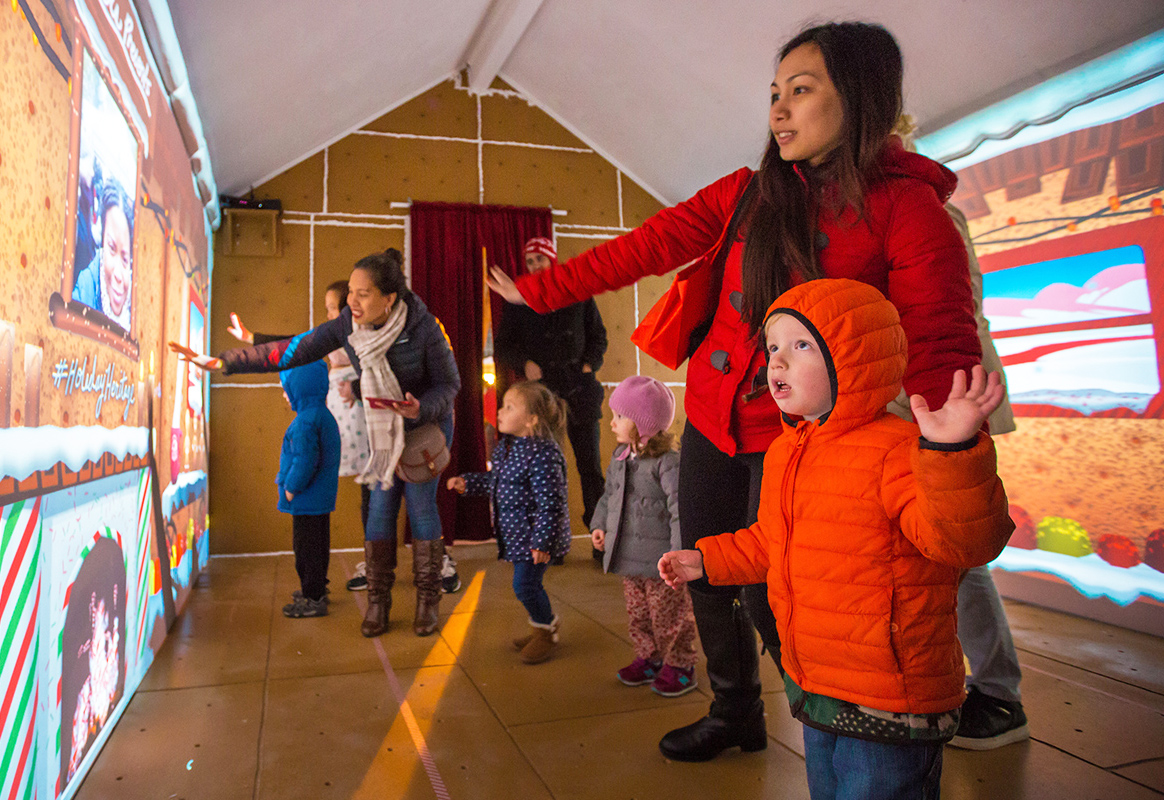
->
[[328, 135, 478, 213], [482, 145, 619, 226]]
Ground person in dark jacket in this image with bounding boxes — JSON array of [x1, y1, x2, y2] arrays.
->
[[171, 248, 461, 638], [277, 361, 342, 618], [495, 237, 607, 560]]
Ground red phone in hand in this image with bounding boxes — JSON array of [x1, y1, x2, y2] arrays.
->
[[366, 396, 405, 410]]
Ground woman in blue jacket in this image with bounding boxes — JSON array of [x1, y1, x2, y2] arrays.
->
[[173, 249, 461, 637]]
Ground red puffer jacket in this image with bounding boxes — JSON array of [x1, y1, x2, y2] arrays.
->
[[697, 279, 1013, 714], [516, 139, 980, 455]]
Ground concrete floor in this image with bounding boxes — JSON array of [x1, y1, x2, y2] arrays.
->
[[75, 542, 1164, 800]]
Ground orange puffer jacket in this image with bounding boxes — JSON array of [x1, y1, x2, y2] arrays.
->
[[697, 279, 1014, 715]]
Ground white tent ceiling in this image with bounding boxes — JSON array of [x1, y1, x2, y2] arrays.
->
[[166, 0, 1164, 205]]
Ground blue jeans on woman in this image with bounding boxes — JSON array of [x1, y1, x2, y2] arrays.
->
[[364, 416, 453, 544], [802, 725, 943, 800], [512, 561, 553, 624]]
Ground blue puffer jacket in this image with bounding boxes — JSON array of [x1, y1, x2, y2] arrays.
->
[[460, 436, 572, 562], [276, 361, 341, 515], [220, 292, 460, 432]]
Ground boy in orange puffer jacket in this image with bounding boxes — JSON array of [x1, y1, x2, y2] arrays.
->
[[659, 278, 1013, 799]]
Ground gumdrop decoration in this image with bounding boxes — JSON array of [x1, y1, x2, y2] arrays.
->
[[1036, 516, 1093, 557], [1144, 529, 1164, 574], [1095, 534, 1141, 568], [1007, 505, 1037, 550]]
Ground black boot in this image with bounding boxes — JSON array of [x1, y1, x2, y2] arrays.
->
[[659, 592, 767, 761]]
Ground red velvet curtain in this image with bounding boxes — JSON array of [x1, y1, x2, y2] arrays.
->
[[409, 202, 552, 543]]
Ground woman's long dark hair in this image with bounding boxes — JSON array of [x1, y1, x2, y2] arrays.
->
[[740, 22, 903, 332]]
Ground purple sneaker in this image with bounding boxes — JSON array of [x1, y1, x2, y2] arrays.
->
[[617, 658, 662, 686], [651, 664, 698, 697]]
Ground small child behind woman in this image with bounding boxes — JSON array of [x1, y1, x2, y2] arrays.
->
[[448, 381, 572, 664], [591, 376, 697, 697]]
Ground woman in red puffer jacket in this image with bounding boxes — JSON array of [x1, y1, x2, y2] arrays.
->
[[487, 21, 981, 764]]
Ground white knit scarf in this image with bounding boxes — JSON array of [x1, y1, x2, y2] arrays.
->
[[348, 300, 408, 487]]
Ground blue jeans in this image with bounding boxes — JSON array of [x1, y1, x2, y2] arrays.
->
[[512, 561, 553, 624], [802, 725, 943, 800], [364, 417, 452, 544]]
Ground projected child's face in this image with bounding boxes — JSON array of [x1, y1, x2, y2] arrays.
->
[[765, 313, 832, 421], [101, 205, 131, 316]]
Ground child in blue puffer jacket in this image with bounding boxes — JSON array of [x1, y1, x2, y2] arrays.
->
[[278, 361, 342, 618]]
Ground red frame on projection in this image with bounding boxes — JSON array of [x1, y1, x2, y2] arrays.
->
[[977, 215, 1164, 418]]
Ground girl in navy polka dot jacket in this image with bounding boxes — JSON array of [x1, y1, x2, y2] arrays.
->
[[448, 381, 572, 664]]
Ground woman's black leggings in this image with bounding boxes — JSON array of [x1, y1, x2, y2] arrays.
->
[[678, 422, 781, 719]]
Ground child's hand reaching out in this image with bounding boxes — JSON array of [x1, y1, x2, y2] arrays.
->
[[446, 476, 466, 493], [591, 529, 605, 551], [658, 549, 704, 589], [909, 366, 1004, 444]]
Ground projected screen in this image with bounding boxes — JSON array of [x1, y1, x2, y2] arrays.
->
[[984, 245, 1159, 416], [71, 51, 138, 335]]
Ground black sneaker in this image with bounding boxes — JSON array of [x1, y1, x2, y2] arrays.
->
[[949, 687, 1029, 750], [282, 596, 328, 618], [440, 554, 461, 593], [346, 561, 368, 591], [292, 589, 330, 604]]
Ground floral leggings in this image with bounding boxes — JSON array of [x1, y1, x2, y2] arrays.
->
[[622, 575, 697, 669]]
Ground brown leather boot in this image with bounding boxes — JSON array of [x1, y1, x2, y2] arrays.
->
[[519, 616, 560, 664], [360, 539, 396, 638], [412, 539, 443, 636]]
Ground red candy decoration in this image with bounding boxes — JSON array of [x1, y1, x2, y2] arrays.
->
[[1007, 505, 1037, 549], [1095, 534, 1141, 568], [1145, 529, 1164, 574]]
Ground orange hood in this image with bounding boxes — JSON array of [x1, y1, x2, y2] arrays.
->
[[763, 278, 906, 433]]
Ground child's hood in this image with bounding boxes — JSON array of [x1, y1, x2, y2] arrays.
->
[[764, 279, 906, 430], [279, 360, 330, 412]]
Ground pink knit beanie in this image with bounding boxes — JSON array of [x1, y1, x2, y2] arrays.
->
[[609, 375, 675, 444]]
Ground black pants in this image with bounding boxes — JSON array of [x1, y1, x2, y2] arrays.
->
[[679, 423, 781, 718], [548, 373, 606, 527], [292, 513, 331, 601]]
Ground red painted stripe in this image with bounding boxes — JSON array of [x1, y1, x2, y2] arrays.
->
[[6, 683, 36, 800], [999, 335, 1152, 366], [990, 313, 1153, 339], [0, 582, 38, 753], [0, 500, 38, 619]]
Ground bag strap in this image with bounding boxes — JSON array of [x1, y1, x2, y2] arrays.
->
[[686, 175, 758, 359]]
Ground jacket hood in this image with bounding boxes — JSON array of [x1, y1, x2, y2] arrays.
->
[[764, 279, 906, 430], [280, 360, 329, 412], [879, 136, 958, 203]]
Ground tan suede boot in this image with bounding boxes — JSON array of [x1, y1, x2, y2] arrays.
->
[[412, 539, 443, 636], [360, 539, 396, 638], [519, 616, 560, 664]]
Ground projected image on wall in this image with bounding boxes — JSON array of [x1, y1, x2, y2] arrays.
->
[[984, 244, 1160, 416], [69, 51, 138, 337]]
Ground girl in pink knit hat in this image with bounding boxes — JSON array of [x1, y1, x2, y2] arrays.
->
[[590, 376, 698, 697]]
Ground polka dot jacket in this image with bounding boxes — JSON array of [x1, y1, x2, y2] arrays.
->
[[459, 435, 572, 562]]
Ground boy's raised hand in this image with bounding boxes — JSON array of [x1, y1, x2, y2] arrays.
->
[[227, 312, 254, 344], [909, 366, 1004, 444], [658, 549, 704, 590]]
